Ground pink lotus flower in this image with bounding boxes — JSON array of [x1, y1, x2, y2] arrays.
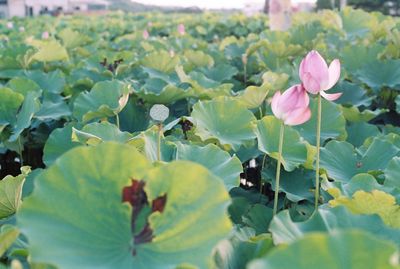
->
[[42, 31, 49, 39], [143, 29, 149, 40], [271, 84, 311, 126], [299, 50, 342, 101], [6, 22, 13, 29], [177, 23, 185, 35]]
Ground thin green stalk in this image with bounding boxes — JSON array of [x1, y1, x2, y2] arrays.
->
[[273, 121, 285, 216], [157, 123, 162, 161], [314, 93, 322, 211], [18, 136, 24, 166], [116, 113, 120, 129]]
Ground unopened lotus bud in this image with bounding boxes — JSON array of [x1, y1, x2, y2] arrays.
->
[[242, 54, 248, 65]]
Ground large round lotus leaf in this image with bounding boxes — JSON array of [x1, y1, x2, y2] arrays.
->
[[137, 82, 194, 104], [129, 126, 175, 162], [174, 142, 242, 190], [262, 166, 314, 202], [18, 143, 151, 268], [6, 77, 41, 97], [72, 122, 133, 145], [73, 81, 131, 123], [356, 59, 400, 91], [385, 157, 400, 188], [333, 81, 371, 107], [0, 88, 24, 132], [29, 40, 69, 62], [248, 230, 400, 269], [214, 229, 273, 269], [320, 138, 399, 182], [256, 116, 308, 172], [328, 184, 400, 228], [0, 168, 29, 219], [25, 70, 66, 94], [326, 174, 400, 202], [18, 144, 232, 269], [346, 122, 380, 148], [9, 91, 41, 142], [294, 98, 346, 145], [191, 98, 257, 150], [269, 206, 400, 247], [43, 124, 81, 166], [141, 50, 180, 73], [0, 225, 20, 257], [135, 161, 232, 268]]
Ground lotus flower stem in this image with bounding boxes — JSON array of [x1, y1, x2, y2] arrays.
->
[[273, 121, 285, 216], [116, 114, 120, 129], [18, 136, 24, 166], [314, 93, 322, 210], [157, 123, 162, 161]]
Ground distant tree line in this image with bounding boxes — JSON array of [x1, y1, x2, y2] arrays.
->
[[316, 0, 400, 15]]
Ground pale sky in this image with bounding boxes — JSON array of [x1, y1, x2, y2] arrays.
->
[[133, 0, 317, 9]]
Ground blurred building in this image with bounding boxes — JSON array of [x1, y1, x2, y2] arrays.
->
[[0, 0, 109, 18]]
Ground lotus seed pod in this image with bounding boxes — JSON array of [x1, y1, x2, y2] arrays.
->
[[150, 104, 169, 122]]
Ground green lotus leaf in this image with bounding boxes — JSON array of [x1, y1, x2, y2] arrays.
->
[[333, 81, 372, 107], [176, 66, 233, 99], [137, 80, 195, 104], [0, 225, 20, 257], [262, 166, 314, 202], [341, 8, 373, 37], [72, 122, 133, 145], [191, 98, 257, 150], [137, 161, 232, 268], [329, 189, 400, 228], [235, 83, 270, 109], [6, 77, 41, 97], [248, 230, 400, 269], [141, 50, 180, 73], [341, 44, 384, 72], [214, 229, 273, 269], [29, 40, 69, 63], [341, 106, 386, 123], [118, 98, 150, 133], [325, 173, 400, 202], [25, 70, 66, 94], [174, 142, 242, 190], [8, 91, 41, 142], [129, 126, 175, 162], [346, 122, 380, 148], [256, 116, 308, 172], [73, 80, 131, 123], [43, 124, 81, 166], [18, 143, 151, 268], [35, 97, 71, 120], [183, 50, 214, 70], [20, 143, 232, 269], [0, 88, 24, 134], [261, 72, 289, 96], [199, 64, 238, 82], [356, 59, 400, 91], [58, 28, 90, 49], [0, 167, 29, 219], [294, 98, 346, 145], [269, 206, 400, 247], [320, 138, 399, 182], [385, 157, 400, 188]]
